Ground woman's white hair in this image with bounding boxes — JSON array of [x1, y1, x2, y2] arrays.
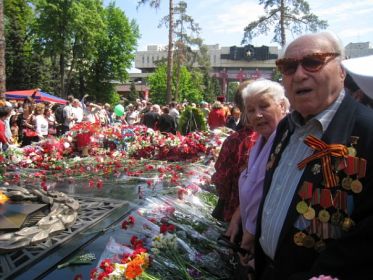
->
[[242, 79, 290, 111]]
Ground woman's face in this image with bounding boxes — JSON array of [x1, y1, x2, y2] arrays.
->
[[245, 93, 285, 139]]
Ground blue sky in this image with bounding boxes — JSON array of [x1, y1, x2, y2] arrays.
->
[[107, 0, 373, 51]]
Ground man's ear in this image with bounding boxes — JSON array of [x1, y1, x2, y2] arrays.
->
[[340, 65, 347, 80]]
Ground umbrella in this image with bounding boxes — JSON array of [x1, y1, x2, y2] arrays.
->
[[5, 89, 67, 105]]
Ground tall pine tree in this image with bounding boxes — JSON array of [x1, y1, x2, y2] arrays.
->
[[242, 0, 328, 46]]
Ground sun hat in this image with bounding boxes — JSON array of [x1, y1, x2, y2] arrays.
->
[[342, 55, 373, 99]]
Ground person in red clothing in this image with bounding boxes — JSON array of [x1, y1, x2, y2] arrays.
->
[[207, 101, 227, 130], [0, 106, 13, 151], [211, 80, 257, 222]]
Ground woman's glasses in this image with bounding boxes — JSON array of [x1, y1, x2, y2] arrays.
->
[[276, 52, 340, 75]]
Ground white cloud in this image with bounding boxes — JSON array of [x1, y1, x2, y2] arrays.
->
[[339, 27, 373, 39], [314, 0, 373, 19], [202, 2, 264, 34]]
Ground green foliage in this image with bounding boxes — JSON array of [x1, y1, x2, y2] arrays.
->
[[128, 81, 139, 102], [148, 63, 168, 105], [4, 0, 138, 102], [178, 106, 207, 135], [227, 82, 239, 103], [203, 75, 220, 103], [33, 0, 106, 97], [86, 3, 139, 102], [4, 0, 36, 90], [148, 63, 203, 104], [107, 90, 121, 106], [242, 0, 328, 46]]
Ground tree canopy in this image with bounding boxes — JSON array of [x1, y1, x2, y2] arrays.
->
[[148, 62, 204, 105], [242, 0, 328, 46], [4, 0, 139, 102]]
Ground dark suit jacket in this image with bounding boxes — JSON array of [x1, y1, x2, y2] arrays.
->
[[255, 94, 373, 280]]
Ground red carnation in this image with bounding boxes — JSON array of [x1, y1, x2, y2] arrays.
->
[[168, 224, 176, 233], [160, 224, 168, 234]]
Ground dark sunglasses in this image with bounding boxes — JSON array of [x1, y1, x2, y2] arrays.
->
[[276, 52, 340, 75]]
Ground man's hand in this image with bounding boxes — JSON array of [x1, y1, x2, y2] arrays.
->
[[239, 230, 255, 267]]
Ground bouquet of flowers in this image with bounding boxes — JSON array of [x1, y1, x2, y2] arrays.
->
[[69, 122, 101, 154]]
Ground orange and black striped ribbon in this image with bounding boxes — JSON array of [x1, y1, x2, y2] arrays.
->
[[298, 135, 348, 188]]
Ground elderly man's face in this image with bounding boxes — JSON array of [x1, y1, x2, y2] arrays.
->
[[281, 35, 345, 119]]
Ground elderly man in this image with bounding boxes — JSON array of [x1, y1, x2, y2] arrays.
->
[[254, 32, 373, 279]]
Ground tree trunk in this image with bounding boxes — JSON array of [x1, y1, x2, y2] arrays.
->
[[166, 0, 174, 103], [0, 0, 6, 93], [280, 0, 286, 47], [60, 52, 65, 98]]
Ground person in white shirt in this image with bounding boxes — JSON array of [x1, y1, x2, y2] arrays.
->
[[62, 96, 75, 132], [34, 103, 48, 140], [72, 99, 84, 123]]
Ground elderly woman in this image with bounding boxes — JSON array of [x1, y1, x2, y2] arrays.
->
[[226, 79, 289, 273]]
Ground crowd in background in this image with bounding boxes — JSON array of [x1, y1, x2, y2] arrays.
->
[[0, 90, 248, 151]]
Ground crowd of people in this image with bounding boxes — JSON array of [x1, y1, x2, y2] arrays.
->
[[0, 90, 248, 151]]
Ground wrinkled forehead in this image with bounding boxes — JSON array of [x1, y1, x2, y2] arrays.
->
[[285, 35, 335, 59]]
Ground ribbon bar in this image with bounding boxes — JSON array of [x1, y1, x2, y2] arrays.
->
[[298, 135, 348, 188]]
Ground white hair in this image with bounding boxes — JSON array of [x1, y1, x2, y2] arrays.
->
[[279, 31, 345, 59], [242, 79, 290, 111]]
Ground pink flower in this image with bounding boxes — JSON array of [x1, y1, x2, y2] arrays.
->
[[309, 275, 338, 280]]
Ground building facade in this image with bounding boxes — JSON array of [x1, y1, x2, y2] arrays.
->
[[133, 44, 279, 97], [121, 42, 373, 99], [345, 42, 373, 58]]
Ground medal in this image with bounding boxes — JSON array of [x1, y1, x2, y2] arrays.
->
[[311, 164, 321, 175], [318, 209, 330, 223], [341, 217, 354, 231], [347, 146, 356, 157], [303, 206, 316, 220], [294, 215, 311, 231], [318, 189, 332, 223], [331, 211, 343, 225], [296, 201, 308, 214], [348, 136, 359, 157], [302, 234, 315, 248], [341, 176, 352, 190], [293, 232, 306, 246], [297, 182, 313, 214], [351, 179, 363, 193]]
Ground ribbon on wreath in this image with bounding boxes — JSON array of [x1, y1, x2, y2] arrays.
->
[[298, 135, 348, 188]]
